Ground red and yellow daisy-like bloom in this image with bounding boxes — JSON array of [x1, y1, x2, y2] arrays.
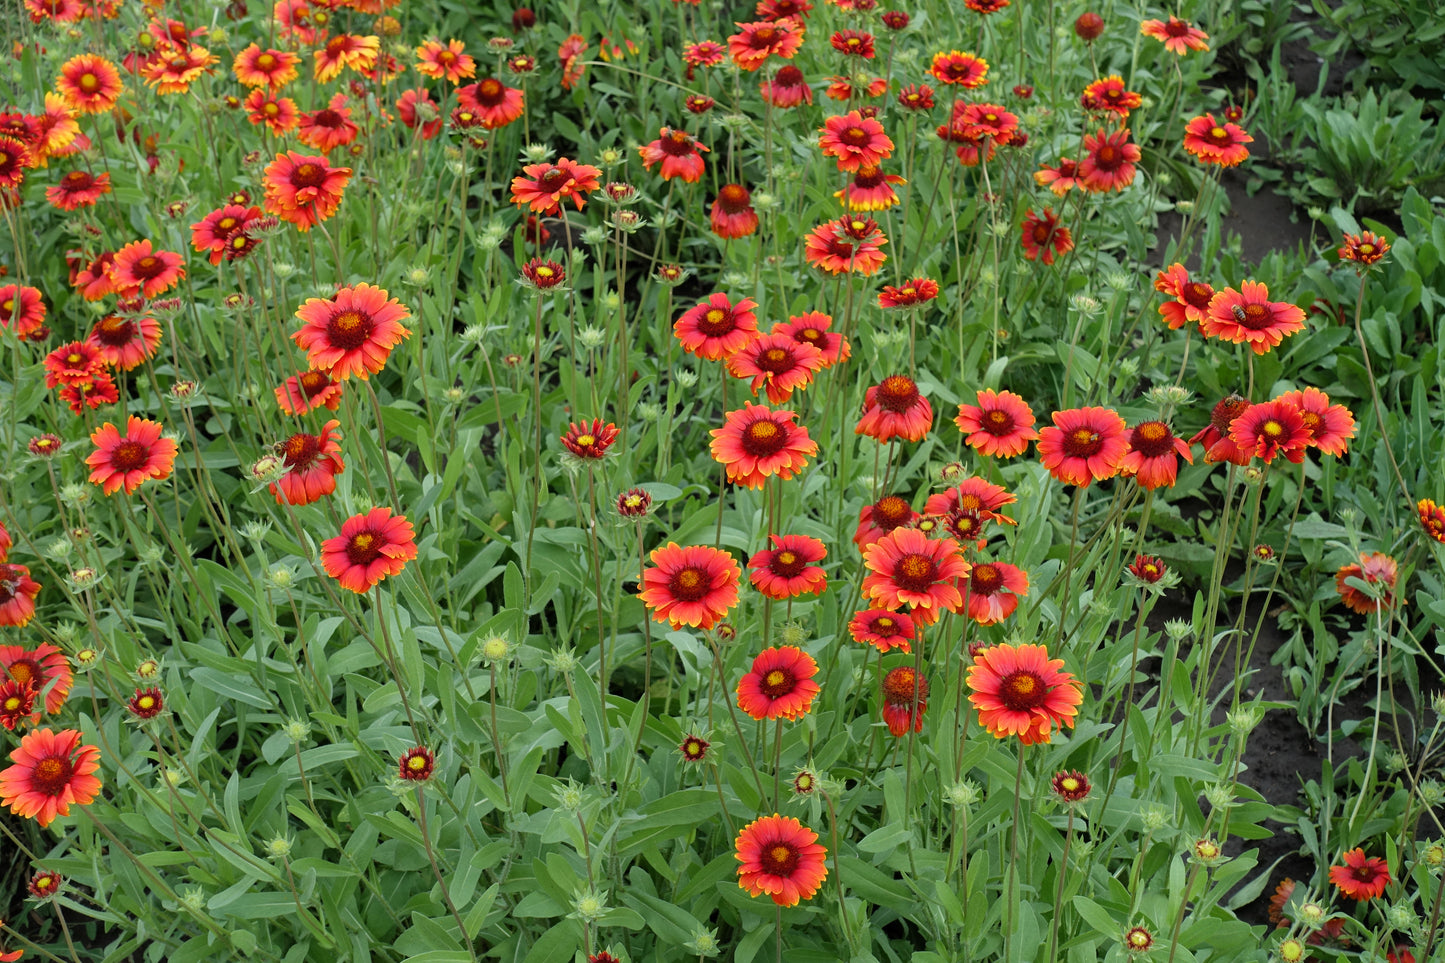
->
[[962, 561, 1029, 625], [897, 83, 935, 110], [924, 475, 1018, 521], [825, 76, 887, 100], [314, 34, 380, 83], [638, 543, 741, 630], [560, 419, 619, 460], [397, 746, 434, 781], [190, 204, 263, 266], [967, 642, 1083, 744], [831, 29, 875, 57], [1035, 157, 1081, 195], [0, 728, 102, 828], [43, 341, 104, 389], [1154, 263, 1214, 329], [1183, 114, 1252, 167], [142, 43, 218, 94], [849, 608, 915, 653], [1037, 406, 1130, 487], [1329, 849, 1391, 900], [954, 389, 1039, 457], [415, 39, 475, 83], [1229, 399, 1312, 465], [0, 571, 42, 629], [245, 89, 301, 135], [1078, 127, 1140, 192], [320, 508, 419, 594], [59, 374, 120, 417], [804, 217, 888, 276], [735, 813, 828, 906], [818, 110, 894, 171], [510, 158, 602, 213], [854, 494, 919, 549], [45, 169, 110, 211], [233, 44, 300, 89], [955, 102, 1019, 143], [1201, 281, 1305, 354], [758, 0, 812, 20], [1140, 16, 1210, 55], [56, 54, 124, 114], [674, 293, 759, 361], [31, 93, 81, 167], [0, 136, 29, 192], [270, 419, 344, 505], [0, 679, 37, 731], [1418, 499, 1445, 543], [683, 41, 726, 70], [728, 21, 804, 72], [86, 314, 161, 371], [1275, 387, 1355, 457], [861, 527, 969, 621], [276, 370, 343, 415], [877, 277, 939, 308], [1339, 230, 1390, 267], [929, 50, 989, 87], [297, 94, 360, 153], [1081, 76, 1141, 117], [457, 78, 525, 129], [856, 375, 932, 442], [881, 666, 928, 736], [835, 165, 906, 211], [761, 65, 812, 108], [1189, 394, 1254, 465], [710, 402, 818, 488], [748, 534, 827, 599], [1334, 553, 1400, 615], [109, 240, 184, 300], [710, 183, 760, 239], [86, 416, 178, 496], [0, 284, 46, 338], [1120, 421, 1193, 489], [771, 312, 850, 368], [557, 33, 589, 89], [726, 332, 825, 404], [262, 152, 352, 231], [1020, 208, 1073, 265], [639, 127, 710, 183], [292, 282, 412, 381], [737, 646, 821, 721]]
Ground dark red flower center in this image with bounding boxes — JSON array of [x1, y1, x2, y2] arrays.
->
[[659, 130, 695, 156], [1351, 863, 1380, 882], [883, 667, 925, 704], [346, 531, 383, 566], [327, 309, 374, 350], [839, 126, 870, 147], [168, 56, 190, 71], [717, 184, 751, 212], [1182, 281, 1213, 308], [438, 50, 457, 65], [1211, 396, 1250, 434], [893, 553, 938, 591], [751, 26, 778, 46], [109, 440, 149, 471], [668, 566, 710, 600], [1062, 427, 1103, 458], [696, 307, 734, 336], [1095, 145, 1121, 169], [873, 615, 897, 632], [1130, 421, 1174, 457], [759, 840, 799, 875], [1299, 411, 1321, 436], [873, 495, 911, 527], [95, 316, 135, 345], [79, 73, 100, 92], [769, 549, 804, 577], [741, 418, 790, 456], [875, 375, 920, 412], [758, 347, 794, 373], [982, 408, 1014, 434], [538, 167, 568, 191], [30, 755, 73, 796], [971, 563, 1002, 594], [998, 670, 1046, 711], [299, 371, 331, 396], [476, 78, 503, 104], [62, 171, 92, 188], [1207, 126, 1233, 145], [797, 327, 823, 347], [257, 53, 277, 69], [325, 37, 348, 56], [313, 108, 344, 127], [1032, 222, 1052, 244], [133, 255, 163, 278], [282, 432, 321, 468], [776, 66, 803, 86], [1165, 19, 1189, 36], [827, 238, 855, 259], [1234, 303, 1273, 329], [854, 167, 883, 189], [216, 216, 239, 234], [291, 163, 326, 188], [760, 667, 796, 699]]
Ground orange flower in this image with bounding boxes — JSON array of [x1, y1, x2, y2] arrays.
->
[[45, 169, 110, 211], [748, 534, 827, 599], [1120, 421, 1193, 489], [1020, 208, 1073, 265], [709, 402, 817, 488], [961, 561, 1029, 624], [726, 331, 824, 404], [233, 44, 300, 89], [1189, 394, 1254, 465], [1339, 230, 1390, 267], [509, 158, 602, 213], [270, 419, 344, 505], [1183, 114, 1252, 167], [1078, 127, 1140, 192], [0, 571, 42, 629], [0, 284, 46, 338], [1140, 16, 1209, 55], [1034, 157, 1081, 195], [314, 34, 380, 83], [818, 110, 893, 171], [770, 312, 850, 368], [1275, 387, 1355, 457], [954, 389, 1038, 457], [728, 21, 803, 72], [43, 340, 104, 388], [142, 43, 217, 94], [297, 93, 359, 153], [1037, 406, 1129, 486], [1202, 281, 1305, 354], [1153, 263, 1214, 329], [1228, 399, 1312, 465], [861, 527, 969, 619], [0, 728, 102, 828], [245, 89, 300, 135], [1081, 75, 1140, 117], [835, 165, 905, 211], [639, 127, 709, 183], [674, 293, 759, 361], [967, 642, 1083, 744], [929, 50, 988, 87], [1334, 553, 1400, 615], [1418, 499, 1445, 543], [877, 278, 939, 308], [191, 204, 263, 266], [86, 416, 178, 495], [457, 78, 524, 129], [638, 543, 741, 630], [856, 375, 931, 442], [854, 494, 918, 549], [761, 65, 813, 107], [881, 666, 927, 736], [560, 419, 619, 459], [320, 508, 418, 593], [0, 679, 37, 731], [85, 314, 161, 371], [849, 608, 915, 653], [56, 54, 123, 114], [109, 240, 185, 299], [1328, 849, 1391, 900], [263, 152, 352, 231], [275, 369, 343, 415], [292, 282, 412, 381], [710, 183, 759, 239], [804, 217, 888, 276], [414, 39, 475, 84], [734, 813, 827, 906], [737, 646, 820, 720]]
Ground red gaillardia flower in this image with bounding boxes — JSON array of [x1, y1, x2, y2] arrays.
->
[[276, 370, 343, 415], [246, 89, 301, 135], [710, 402, 818, 488], [1419, 499, 1445, 543], [639, 127, 709, 183], [0, 571, 42, 629], [314, 34, 380, 83], [679, 734, 710, 763], [737, 646, 821, 721], [734, 813, 827, 906], [126, 687, 164, 720], [1141, 16, 1210, 55], [897, 83, 935, 110], [1035, 157, 1081, 195], [1183, 113, 1252, 167], [0, 284, 46, 338], [262, 152, 353, 231], [832, 29, 875, 57], [877, 277, 939, 309], [191, 204, 263, 266], [109, 240, 185, 299], [861, 527, 969, 621], [967, 642, 1083, 744], [0, 728, 102, 828], [836, 165, 906, 211], [415, 39, 476, 84], [849, 608, 916, 653], [1128, 554, 1167, 584], [683, 41, 726, 71], [43, 341, 104, 388], [86, 314, 162, 371], [520, 257, 566, 289], [45, 169, 111, 211], [854, 494, 918, 548], [86, 416, 178, 496], [962, 561, 1029, 625], [0, 680, 37, 730], [923, 477, 1018, 529], [320, 507, 419, 593], [728, 21, 804, 72], [1121, 421, 1193, 489], [772, 312, 850, 368], [1339, 230, 1390, 267], [1081, 75, 1141, 117], [1020, 208, 1073, 265], [1228, 399, 1312, 464], [711, 183, 759, 239], [881, 666, 927, 736], [726, 331, 825, 404], [929, 50, 989, 87], [1329, 849, 1391, 900], [1189, 393, 1254, 465], [805, 217, 888, 276], [142, 43, 218, 95], [1037, 406, 1129, 486], [1202, 281, 1305, 354], [292, 282, 412, 381], [749, 534, 827, 599], [675, 293, 759, 361], [510, 157, 602, 212], [297, 93, 360, 153], [561, 419, 619, 459], [1275, 387, 1355, 457], [233, 44, 301, 89], [818, 110, 894, 172], [954, 389, 1039, 457], [457, 78, 524, 129], [270, 419, 344, 505], [0, 136, 28, 192], [1052, 770, 1092, 802], [1334, 553, 1400, 615], [857, 375, 932, 442], [1154, 263, 1214, 329], [56, 54, 124, 114], [397, 746, 435, 781], [762, 65, 813, 108], [638, 543, 741, 630], [1078, 127, 1140, 192]]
